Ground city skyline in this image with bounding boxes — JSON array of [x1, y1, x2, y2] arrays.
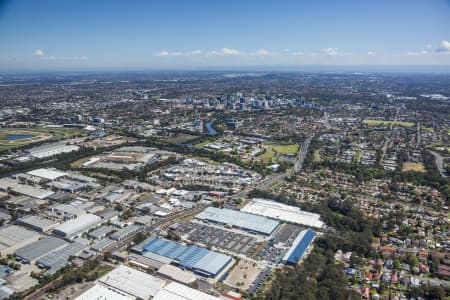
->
[[0, 0, 450, 71]]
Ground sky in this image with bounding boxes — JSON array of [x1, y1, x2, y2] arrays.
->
[[0, 0, 450, 71]]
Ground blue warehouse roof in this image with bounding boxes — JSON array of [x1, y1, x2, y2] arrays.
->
[[143, 237, 232, 277], [282, 229, 316, 265]]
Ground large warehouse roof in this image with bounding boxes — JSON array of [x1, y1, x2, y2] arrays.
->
[[53, 214, 102, 238], [192, 251, 232, 277], [17, 215, 59, 232], [143, 237, 232, 278], [282, 229, 316, 265], [153, 282, 219, 300], [37, 242, 86, 275], [75, 284, 135, 300], [26, 168, 66, 181], [241, 198, 324, 228], [99, 265, 165, 299], [15, 236, 66, 263], [0, 225, 40, 254], [196, 207, 279, 235]]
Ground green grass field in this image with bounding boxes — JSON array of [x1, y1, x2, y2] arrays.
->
[[260, 143, 299, 163], [0, 127, 83, 151], [313, 150, 322, 162], [362, 119, 415, 127], [402, 162, 426, 173]]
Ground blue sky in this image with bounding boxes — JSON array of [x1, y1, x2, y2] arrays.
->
[[0, 0, 449, 70]]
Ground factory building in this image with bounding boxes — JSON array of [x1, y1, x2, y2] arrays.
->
[[241, 198, 324, 228], [98, 265, 165, 300], [0, 225, 41, 256], [52, 214, 102, 240], [14, 236, 67, 264], [16, 215, 60, 233], [282, 229, 316, 265], [196, 207, 279, 236], [153, 282, 220, 300], [142, 237, 232, 278], [37, 242, 86, 275], [25, 142, 80, 159], [75, 284, 135, 300]]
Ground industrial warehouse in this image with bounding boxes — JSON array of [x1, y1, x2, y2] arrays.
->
[[76, 265, 222, 300], [241, 198, 324, 228], [196, 207, 280, 236], [282, 229, 317, 265], [137, 237, 233, 279]]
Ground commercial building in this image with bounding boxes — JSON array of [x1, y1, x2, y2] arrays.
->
[[37, 242, 86, 275], [75, 284, 135, 300], [15, 236, 67, 264], [48, 203, 86, 221], [153, 282, 220, 300], [282, 229, 316, 265], [90, 238, 116, 253], [53, 214, 102, 240], [157, 264, 197, 285], [0, 225, 41, 255], [142, 237, 232, 278], [0, 178, 54, 199], [98, 265, 165, 300], [16, 215, 59, 233], [26, 168, 66, 181], [241, 198, 324, 228], [26, 142, 80, 159], [110, 224, 142, 241], [196, 207, 279, 236]]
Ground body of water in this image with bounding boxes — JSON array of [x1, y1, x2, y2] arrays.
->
[[5, 134, 34, 141], [206, 122, 217, 135]]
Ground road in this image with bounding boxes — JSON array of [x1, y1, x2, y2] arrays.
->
[[428, 150, 449, 178], [235, 136, 312, 198], [24, 206, 206, 300]]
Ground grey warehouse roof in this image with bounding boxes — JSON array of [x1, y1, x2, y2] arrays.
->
[[196, 207, 279, 235], [53, 214, 102, 238], [15, 236, 66, 263]]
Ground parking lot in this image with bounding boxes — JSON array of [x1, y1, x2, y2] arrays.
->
[[273, 223, 303, 245], [248, 267, 272, 294], [179, 222, 259, 255], [254, 224, 303, 264]]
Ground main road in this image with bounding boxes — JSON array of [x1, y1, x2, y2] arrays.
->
[[235, 136, 312, 198]]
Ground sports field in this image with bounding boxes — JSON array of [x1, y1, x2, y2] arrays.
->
[[260, 143, 299, 163]]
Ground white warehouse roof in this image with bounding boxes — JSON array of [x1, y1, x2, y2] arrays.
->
[[241, 198, 324, 228], [153, 282, 220, 300], [196, 207, 279, 235], [26, 168, 66, 181], [99, 265, 165, 299], [75, 284, 135, 300], [53, 214, 102, 238]]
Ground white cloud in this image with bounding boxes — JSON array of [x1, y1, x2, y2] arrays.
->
[[367, 51, 376, 55], [156, 50, 183, 57], [190, 50, 203, 55], [33, 49, 45, 56], [292, 51, 305, 56], [211, 48, 240, 56], [255, 49, 270, 56], [406, 50, 429, 56], [157, 50, 170, 57], [435, 40, 450, 54], [322, 48, 339, 56]]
